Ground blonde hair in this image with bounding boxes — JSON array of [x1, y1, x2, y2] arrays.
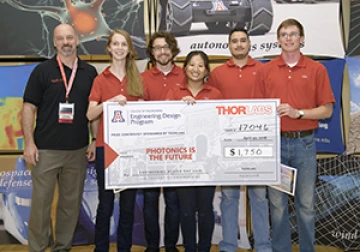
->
[[106, 30, 143, 97]]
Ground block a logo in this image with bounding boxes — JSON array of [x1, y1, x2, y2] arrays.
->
[[112, 110, 125, 122]]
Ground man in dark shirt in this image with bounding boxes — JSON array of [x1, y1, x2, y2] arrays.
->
[[22, 23, 97, 252]]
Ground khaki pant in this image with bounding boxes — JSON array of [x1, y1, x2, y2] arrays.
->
[[28, 147, 87, 252]]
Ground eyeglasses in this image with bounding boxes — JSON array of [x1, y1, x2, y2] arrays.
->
[[152, 45, 170, 52], [280, 32, 300, 39]]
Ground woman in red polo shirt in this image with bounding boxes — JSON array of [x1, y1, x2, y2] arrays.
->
[[166, 50, 222, 252], [86, 30, 143, 252]]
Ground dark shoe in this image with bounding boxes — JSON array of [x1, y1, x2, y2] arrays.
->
[[165, 247, 179, 252], [145, 248, 160, 252]]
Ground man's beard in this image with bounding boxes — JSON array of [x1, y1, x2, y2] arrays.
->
[[232, 51, 248, 60], [155, 54, 173, 66], [60, 45, 74, 57], [233, 54, 247, 60], [231, 47, 249, 60]]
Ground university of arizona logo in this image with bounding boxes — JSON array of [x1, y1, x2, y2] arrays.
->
[[112, 110, 125, 122]]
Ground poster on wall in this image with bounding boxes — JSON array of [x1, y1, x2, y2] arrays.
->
[[347, 0, 360, 56], [315, 58, 345, 154], [157, 0, 344, 58], [0, 63, 38, 151], [346, 56, 360, 154], [0, 0, 146, 59], [290, 155, 360, 251]]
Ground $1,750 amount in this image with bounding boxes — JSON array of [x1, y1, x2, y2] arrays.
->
[[224, 147, 273, 157]]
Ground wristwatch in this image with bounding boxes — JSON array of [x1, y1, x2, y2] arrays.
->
[[297, 110, 304, 119]]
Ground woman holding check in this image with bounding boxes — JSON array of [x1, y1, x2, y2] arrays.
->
[[166, 50, 222, 252], [87, 29, 143, 252]]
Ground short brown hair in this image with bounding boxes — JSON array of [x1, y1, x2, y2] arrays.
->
[[277, 18, 304, 38], [146, 31, 180, 63]]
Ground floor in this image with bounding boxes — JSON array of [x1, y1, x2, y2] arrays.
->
[[0, 244, 346, 252]]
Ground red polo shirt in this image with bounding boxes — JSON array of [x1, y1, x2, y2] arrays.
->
[[89, 66, 142, 147], [253, 54, 335, 132], [142, 64, 185, 101], [166, 81, 222, 100], [208, 56, 263, 99]]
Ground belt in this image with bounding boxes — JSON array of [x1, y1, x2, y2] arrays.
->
[[281, 130, 313, 139]]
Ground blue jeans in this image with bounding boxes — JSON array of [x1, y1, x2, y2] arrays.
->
[[269, 134, 316, 252], [143, 187, 180, 250], [219, 186, 271, 252], [94, 147, 137, 252], [177, 186, 216, 252]]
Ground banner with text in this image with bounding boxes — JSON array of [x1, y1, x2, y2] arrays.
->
[[158, 0, 344, 58]]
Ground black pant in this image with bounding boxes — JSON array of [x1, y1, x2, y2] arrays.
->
[[94, 147, 137, 252], [177, 186, 216, 252], [143, 187, 180, 250]]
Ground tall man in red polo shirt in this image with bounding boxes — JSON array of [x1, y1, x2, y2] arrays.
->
[[141, 31, 185, 252], [208, 28, 272, 252], [253, 18, 335, 252]]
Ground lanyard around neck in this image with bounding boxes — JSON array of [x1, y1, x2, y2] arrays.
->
[[56, 55, 78, 101]]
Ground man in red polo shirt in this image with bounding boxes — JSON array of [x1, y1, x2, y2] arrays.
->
[[253, 18, 335, 252], [208, 28, 272, 252], [141, 31, 185, 252]]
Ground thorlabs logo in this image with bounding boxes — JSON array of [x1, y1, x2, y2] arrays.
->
[[112, 110, 125, 122], [216, 105, 272, 115]]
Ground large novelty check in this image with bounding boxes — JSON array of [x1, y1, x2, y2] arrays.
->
[[103, 100, 280, 189]]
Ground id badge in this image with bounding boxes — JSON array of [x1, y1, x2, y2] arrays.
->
[[59, 103, 74, 124]]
